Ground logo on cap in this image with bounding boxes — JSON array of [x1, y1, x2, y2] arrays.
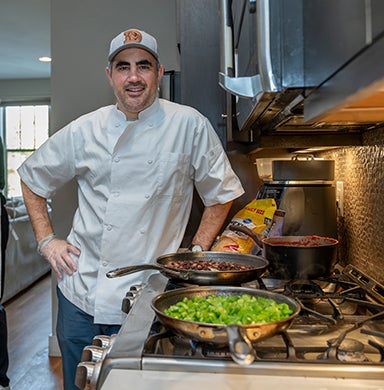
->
[[124, 29, 142, 44]]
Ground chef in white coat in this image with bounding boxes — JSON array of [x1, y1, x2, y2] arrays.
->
[[18, 28, 244, 389]]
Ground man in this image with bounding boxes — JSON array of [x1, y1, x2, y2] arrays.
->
[[18, 28, 244, 389], [0, 137, 10, 390]]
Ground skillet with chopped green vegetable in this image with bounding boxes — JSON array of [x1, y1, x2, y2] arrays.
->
[[164, 294, 294, 325], [152, 286, 300, 345]]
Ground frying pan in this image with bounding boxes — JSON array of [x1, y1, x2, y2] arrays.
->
[[151, 286, 300, 365], [106, 251, 269, 285]]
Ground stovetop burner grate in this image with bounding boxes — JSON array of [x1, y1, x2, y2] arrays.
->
[[143, 266, 384, 367], [143, 321, 384, 365]]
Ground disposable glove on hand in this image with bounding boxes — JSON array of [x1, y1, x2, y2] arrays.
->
[[40, 237, 80, 279]]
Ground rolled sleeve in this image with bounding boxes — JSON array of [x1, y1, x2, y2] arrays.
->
[[18, 126, 76, 199], [192, 123, 244, 206]]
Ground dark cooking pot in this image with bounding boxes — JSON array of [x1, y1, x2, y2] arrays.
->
[[106, 251, 269, 285], [272, 155, 335, 181], [262, 235, 338, 279], [151, 286, 300, 365]]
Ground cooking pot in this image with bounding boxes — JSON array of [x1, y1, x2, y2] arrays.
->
[[272, 155, 335, 181], [106, 251, 268, 285], [262, 235, 338, 279], [151, 286, 300, 365]]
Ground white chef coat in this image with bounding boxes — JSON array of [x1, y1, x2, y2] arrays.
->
[[18, 98, 244, 324]]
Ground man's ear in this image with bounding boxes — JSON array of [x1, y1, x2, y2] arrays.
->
[[105, 66, 113, 85], [157, 64, 165, 85]]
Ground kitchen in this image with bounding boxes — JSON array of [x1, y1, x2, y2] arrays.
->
[[1, 0, 384, 389]]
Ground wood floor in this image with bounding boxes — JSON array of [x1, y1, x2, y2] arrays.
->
[[3, 273, 63, 390]]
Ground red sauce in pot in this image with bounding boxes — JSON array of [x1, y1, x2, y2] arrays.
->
[[263, 235, 337, 247]]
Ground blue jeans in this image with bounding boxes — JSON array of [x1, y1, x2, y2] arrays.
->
[[56, 288, 121, 390]]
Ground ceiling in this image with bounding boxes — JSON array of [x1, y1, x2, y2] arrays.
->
[[0, 0, 51, 80]]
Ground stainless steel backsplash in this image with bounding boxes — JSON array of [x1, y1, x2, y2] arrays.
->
[[318, 127, 384, 283]]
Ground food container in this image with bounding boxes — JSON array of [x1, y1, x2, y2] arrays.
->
[[255, 158, 274, 181]]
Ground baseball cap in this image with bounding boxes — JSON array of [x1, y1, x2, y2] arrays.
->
[[108, 29, 159, 62]]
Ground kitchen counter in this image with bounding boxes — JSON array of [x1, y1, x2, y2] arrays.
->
[[101, 370, 384, 389]]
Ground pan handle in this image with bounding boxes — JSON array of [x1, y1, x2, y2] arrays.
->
[[226, 324, 256, 365], [228, 225, 263, 247], [106, 264, 191, 280], [106, 264, 163, 278]]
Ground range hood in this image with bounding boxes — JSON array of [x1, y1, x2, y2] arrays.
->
[[219, 0, 384, 144], [304, 36, 384, 124]]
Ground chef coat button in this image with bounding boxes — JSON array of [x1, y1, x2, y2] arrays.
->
[[106, 224, 112, 231], [115, 123, 121, 127], [148, 123, 153, 127], [114, 157, 120, 163], [147, 160, 153, 164], [140, 229, 145, 234], [145, 194, 150, 199], [114, 191, 120, 197], [102, 261, 108, 267]]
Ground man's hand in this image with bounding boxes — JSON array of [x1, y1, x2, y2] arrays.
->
[[40, 238, 80, 279], [192, 201, 233, 250]]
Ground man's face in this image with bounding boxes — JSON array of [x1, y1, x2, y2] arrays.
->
[[106, 48, 164, 119]]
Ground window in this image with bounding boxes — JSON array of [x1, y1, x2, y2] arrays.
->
[[1, 104, 50, 198]]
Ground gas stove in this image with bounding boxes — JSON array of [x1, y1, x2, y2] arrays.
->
[[76, 265, 384, 389]]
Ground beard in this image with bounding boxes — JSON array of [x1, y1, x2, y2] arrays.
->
[[115, 81, 157, 118]]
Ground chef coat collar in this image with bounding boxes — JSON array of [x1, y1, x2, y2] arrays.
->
[[137, 98, 160, 121], [114, 98, 160, 122]]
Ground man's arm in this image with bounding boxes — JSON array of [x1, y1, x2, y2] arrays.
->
[[191, 201, 233, 250], [20, 180, 79, 278], [20, 180, 53, 242]]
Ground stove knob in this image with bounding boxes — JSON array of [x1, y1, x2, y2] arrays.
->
[[130, 283, 145, 292], [80, 345, 105, 362], [75, 360, 101, 390], [121, 295, 132, 314], [122, 290, 138, 313], [92, 334, 113, 348], [121, 284, 145, 314]]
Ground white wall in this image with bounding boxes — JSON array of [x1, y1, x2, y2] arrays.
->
[[51, 0, 179, 131]]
